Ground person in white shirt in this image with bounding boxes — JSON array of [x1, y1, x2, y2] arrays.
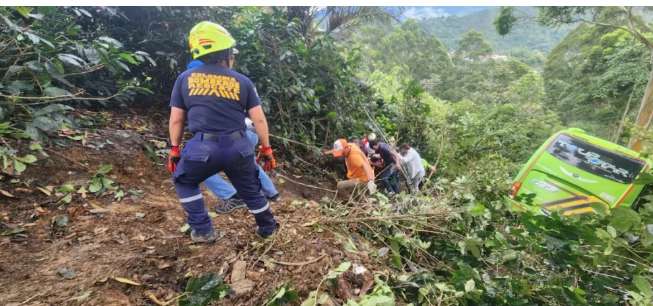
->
[[399, 143, 426, 195]]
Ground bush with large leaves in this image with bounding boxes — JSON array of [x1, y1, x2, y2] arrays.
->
[[0, 6, 153, 141]]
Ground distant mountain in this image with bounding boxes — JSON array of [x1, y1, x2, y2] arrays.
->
[[416, 7, 573, 55]]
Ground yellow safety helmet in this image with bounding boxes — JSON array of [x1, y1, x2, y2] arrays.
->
[[188, 21, 236, 59]]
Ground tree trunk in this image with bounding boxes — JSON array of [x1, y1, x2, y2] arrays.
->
[[627, 54, 653, 152], [615, 85, 637, 143]]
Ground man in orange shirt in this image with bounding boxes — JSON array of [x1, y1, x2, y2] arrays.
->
[[327, 139, 376, 199]]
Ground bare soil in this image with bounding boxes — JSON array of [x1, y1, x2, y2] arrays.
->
[[0, 111, 384, 306]]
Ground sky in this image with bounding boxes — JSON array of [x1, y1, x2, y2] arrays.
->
[[401, 6, 495, 19]]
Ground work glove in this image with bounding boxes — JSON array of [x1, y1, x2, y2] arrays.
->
[[367, 180, 377, 194], [257, 146, 276, 171], [168, 146, 181, 172]]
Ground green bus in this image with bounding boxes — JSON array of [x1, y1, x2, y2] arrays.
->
[[506, 128, 652, 216]]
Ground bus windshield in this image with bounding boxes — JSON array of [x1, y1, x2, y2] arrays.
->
[[546, 134, 645, 184]]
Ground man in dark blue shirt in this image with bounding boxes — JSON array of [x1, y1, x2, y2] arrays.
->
[[369, 139, 401, 195], [168, 21, 277, 243]]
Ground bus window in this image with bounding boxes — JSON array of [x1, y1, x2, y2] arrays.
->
[[546, 134, 645, 184]]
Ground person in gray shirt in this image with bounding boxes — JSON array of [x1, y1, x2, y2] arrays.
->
[[399, 143, 425, 195]]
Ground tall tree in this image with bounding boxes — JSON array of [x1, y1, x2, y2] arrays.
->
[[495, 6, 653, 151], [284, 6, 402, 47], [455, 29, 493, 59]]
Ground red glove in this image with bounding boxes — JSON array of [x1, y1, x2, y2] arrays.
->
[[256, 146, 276, 171], [168, 146, 181, 172]]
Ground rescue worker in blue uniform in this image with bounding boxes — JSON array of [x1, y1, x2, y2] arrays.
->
[[168, 21, 277, 243]]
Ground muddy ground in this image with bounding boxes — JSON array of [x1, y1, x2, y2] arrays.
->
[[0, 111, 385, 306]]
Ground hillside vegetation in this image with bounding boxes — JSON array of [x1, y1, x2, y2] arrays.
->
[[2, 5, 653, 306]]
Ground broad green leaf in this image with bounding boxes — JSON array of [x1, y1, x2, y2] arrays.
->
[[17, 154, 37, 164], [60, 193, 72, 204], [33, 104, 69, 117], [610, 207, 641, 233], [31, 116, 61, 132], [14, 160, 26, 173], [606, 225, 617, 238], [359, 296, 395, 306], [114, 190, 124, 199], [119, 53, 138, 65], [592, 276, 616, 295], [58, 54, 86, 68], [12, 6, 31, 19], [38, 6, 56, 14], [102, 178, 117, 189], [97, 164, 113, 174], [180, 223, 190, 233], [29, 143, 43, 151], [98, 36, 123, 48], [603, 243, 613, 255], [78, 9, 92, 18], [465, 279, 475, 292], [44, 87, 73, 97], [634, 275, 653, 298], [89, 179, 102, 193]]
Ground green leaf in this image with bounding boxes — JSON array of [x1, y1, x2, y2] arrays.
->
[[58, 54, 86, 68], [603, 243, 613, 255], [44, 87, 73, 97], [17, 154, 37, 164], [9, 65, 23, 73], [634, 275, 653, 298], [592, 276, 616, 295], [60, 193, 72, 204], [465, 279, 475, 292], [33, 104, 68, 117], [58, 184, 74, 192], [29, 143, 43, 151], [98, 36, 123, 49], [14, 160, 26, 173], [78, 9, 92, 18], [31, 116, 61, 132], [119, 53, 138, 65], [38, 6, 56, 14], [606, 225, 617, 238], [102, 178, 117, 189], [97, 164, 113, 174], [327, 262, 351, 279], [12, 6, 31, 19], [610, 207, 641, 233], [114, 190, 124, 199], [180, 223, 190, 233], [359, 296, 395, 306], [89, 179, 102, 193]]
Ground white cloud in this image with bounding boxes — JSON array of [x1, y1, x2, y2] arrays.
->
[[403, 7, 450, 20]]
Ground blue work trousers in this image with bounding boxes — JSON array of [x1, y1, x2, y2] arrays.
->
[[173, 131, 276, 236], [379, 165, 399, 194], [203, 130, 278, 199]]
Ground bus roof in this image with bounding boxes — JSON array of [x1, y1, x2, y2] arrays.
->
[[562, 128, 651, 163]]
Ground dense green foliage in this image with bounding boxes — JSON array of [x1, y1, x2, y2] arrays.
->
[[2, 5, 653, 306], [544, 24, 651, 140], [417, 7, 571, 68]]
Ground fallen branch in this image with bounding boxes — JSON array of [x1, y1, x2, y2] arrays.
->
[[43, 148, 92, 172], [268, 253, 327, 266], [275, 173, 336, 193], [19, 294, 40, 305], [248, 218, 287, 270], [301, 213, 448, 227]]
